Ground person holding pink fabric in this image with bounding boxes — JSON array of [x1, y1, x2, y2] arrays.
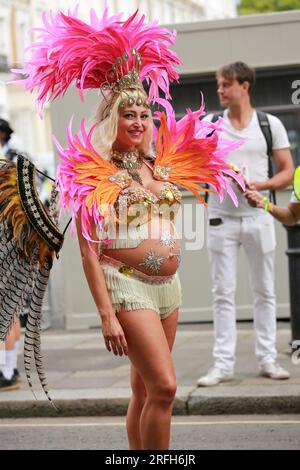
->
[[13, 7, 244, 449]]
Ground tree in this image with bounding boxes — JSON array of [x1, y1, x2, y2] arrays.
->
[[238, 0, 300, 15]]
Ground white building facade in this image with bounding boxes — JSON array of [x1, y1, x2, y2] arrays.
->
[[0, 0, 54, 171], [201, 0, 239, 19], [54, 1, 238, 24]]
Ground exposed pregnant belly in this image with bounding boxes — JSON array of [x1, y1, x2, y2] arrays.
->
[[102, 218, 181, 277]]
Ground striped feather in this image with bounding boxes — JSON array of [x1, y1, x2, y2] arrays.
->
[[32, 263, 58, 410], [0, 158, 63, 409]]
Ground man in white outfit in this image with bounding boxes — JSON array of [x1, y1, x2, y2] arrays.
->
[[197, 62, 294, 387]]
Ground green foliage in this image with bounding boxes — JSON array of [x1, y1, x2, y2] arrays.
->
[[238, 0, 300, 15]]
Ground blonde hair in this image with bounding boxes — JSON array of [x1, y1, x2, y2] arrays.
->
[[90, 88, 155, 160]]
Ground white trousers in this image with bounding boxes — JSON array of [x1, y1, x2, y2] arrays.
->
[[207, 213, 277, 372]]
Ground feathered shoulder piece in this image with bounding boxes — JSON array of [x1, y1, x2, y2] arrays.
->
[[0, 156, 64, 408], [0, 158, 63, 262], [153, 100, 245, 206], [55, 119, 133, 242], [12, 7, 180, 114]]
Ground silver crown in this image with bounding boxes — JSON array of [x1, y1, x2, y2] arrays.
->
[[101, 49, 149, 111]]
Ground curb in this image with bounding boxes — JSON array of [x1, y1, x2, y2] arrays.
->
[[188, 395, 300, 415], [1, 395, 300, 418]]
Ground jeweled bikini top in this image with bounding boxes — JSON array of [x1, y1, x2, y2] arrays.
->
[[113, 160, 182, 225]]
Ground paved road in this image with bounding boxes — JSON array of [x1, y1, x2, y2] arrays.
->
[[1, 415, 300, 450]]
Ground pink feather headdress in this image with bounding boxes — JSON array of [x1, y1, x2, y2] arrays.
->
[[12, 6, 181, 114]]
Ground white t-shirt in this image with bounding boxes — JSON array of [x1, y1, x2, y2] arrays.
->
[[290, 192, 300, 203], [206, 110, 290, 217]]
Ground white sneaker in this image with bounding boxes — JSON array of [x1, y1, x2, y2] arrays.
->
[[259, 362, 290, 380], [197, 367, 234, 387]]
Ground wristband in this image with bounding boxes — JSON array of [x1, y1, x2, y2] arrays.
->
[[263, 196, 269, 213]]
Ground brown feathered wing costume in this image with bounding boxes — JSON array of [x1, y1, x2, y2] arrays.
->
[[0, 156, 64, 408]]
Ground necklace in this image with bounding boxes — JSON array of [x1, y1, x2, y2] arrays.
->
[[111, 149, 144, 186]]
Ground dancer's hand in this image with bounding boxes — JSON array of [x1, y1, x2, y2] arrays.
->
[[101, 315, 128, 356], [244, 189, 264, 208]]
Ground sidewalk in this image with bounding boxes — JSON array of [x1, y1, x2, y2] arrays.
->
[[0, 322, 299, 418]]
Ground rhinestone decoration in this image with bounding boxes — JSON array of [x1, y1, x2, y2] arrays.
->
[[120, 187, 157, 205], [108, 171, 132, 189], [153, 165, 173, 181], [139, 249, 166, 274], [176, 249, 182, 265], [111, 150, 144, 186], [158, 182, 182, 204], [17, 157, 63, 252], [159, 231, 176, 248]]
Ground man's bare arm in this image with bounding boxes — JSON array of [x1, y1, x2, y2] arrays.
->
[[249, 148, 294, 191]]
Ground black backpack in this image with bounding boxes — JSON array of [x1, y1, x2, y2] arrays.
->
[[204, 110, 276, 204]]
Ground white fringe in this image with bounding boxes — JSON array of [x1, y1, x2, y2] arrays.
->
[[102, 264, 182, 316]]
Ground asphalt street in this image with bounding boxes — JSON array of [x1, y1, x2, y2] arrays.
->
[[1, 415, 300, 450]]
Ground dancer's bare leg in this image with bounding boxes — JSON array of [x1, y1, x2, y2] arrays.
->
[[118, 308, 179, 450]]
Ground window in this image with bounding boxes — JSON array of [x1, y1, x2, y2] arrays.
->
[[0, 17, 5, 52], [167, 67, 300, 168], [17, 23, 27, 62], [0, 7, 10, 61], [16, 9, 31, 64], [276, 110, 300, 167], [11, 110, 34, 157]]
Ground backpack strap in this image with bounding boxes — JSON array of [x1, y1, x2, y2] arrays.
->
[[205, 112, 223, 202], [212, 112, 224, 122], [256, 110, 276, 205]]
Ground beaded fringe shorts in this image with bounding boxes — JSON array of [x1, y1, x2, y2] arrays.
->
[[99, 254, 182, 319]]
